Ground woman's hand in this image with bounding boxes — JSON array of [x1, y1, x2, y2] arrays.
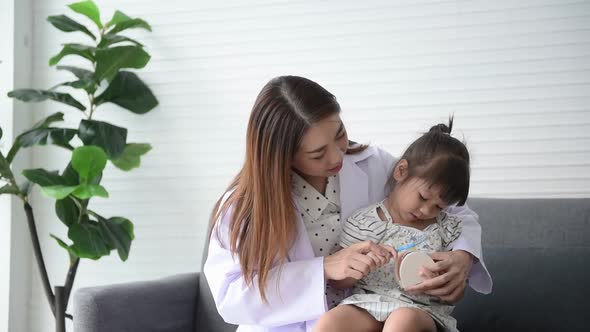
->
[[404, 250, 473, 303], [324, 241, 395, 281]]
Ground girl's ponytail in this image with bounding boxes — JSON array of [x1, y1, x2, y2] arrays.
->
[[428, 116, 454, 135]]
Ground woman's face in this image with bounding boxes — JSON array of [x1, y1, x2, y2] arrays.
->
[[292, 113, 348, 180]]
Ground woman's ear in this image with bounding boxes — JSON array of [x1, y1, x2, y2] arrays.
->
[[393, 159, 409, 182]]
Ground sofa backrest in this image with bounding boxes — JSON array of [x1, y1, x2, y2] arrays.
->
[[197, 198, 590, 332], [454, 198, 590, 331]]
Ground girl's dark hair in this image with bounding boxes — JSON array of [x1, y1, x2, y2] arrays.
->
[[389, 116, 470, 206]]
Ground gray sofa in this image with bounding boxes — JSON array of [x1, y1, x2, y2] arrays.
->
[[74, 198, 590, 331]]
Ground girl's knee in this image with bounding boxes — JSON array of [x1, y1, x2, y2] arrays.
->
[[314, 305, 381, 332], [313, 308, 343, 332], [384, 308, 436, 332]]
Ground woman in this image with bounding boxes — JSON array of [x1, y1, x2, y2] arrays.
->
[[204, 76, 491, 332]]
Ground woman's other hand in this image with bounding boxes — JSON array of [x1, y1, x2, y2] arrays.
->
[[404, 250, 473, 303]]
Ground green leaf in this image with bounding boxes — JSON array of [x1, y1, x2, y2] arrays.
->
[[16, 127, 76, 149], [98, 34, 142, 48], [32, 112, 65, 129], [41, 185, 78, 200], [57, 65, 93, 80], [68, 0, 102, 29], [8, 89, 86, 111], [11, 112, 67, 154], [72, 183, 108, 199], [0, 184, 20, 195], [49, 128, 77, 150], [57, 65, 96, 93], [106, 10, 130, 27], [61, 162, 80, 186], [94, 46, 150, 82], [111, 143, 151, 171], [52, 78, 95, 92], [50, 234, 80, 260], [97, 216, 134, 261], [68, 221, 110, 260], [6, 112, 76, 163], [106, 10, 151, 33], [56, 197, 79, 227], [78, 120, 127, 159], [95, 71, 158, 114], [22, 169, 66, 186], [71, 145, 107, 182], [47, 15, 96, 40], [49, 43, 95, 66]]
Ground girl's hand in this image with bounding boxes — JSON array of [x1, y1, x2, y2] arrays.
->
[[368, 244, 397, 268], [324, 241, 393, 281], [404, 250, 473, 303]]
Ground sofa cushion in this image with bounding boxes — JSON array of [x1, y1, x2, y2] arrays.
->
[[455, 247, 589, 331]]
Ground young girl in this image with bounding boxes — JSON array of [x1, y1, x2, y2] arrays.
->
[[314, 119, 470, 332]]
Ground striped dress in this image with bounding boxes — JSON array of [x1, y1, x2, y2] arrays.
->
[[339, 200, 462, 332]]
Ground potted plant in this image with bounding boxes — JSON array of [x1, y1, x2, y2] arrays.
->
[[0, 1, 157, 330]]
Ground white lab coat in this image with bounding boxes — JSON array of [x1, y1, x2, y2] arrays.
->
[[204, 146, 492, 332]]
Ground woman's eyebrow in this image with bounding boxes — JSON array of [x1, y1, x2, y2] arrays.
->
[[306, 145, 326, 154], [305, 122, 343, 154]]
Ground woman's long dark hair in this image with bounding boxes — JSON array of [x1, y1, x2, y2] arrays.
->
[[210, 76, 364, 302]]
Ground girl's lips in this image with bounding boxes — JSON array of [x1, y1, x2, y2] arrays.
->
[[328, 163, 343, 173]]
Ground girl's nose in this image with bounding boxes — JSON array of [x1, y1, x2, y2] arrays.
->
[[420, 205, 434, 216]]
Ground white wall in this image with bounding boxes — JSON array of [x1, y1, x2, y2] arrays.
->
[[18, 0, 590, 330], [1, 0, 33, 331], [0, 1, 15, 330]]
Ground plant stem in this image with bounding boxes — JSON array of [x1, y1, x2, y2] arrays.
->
[[87, 94, 96, 120], [55, 286, 65, 332], [24, 202, 56, 317], [63, 257, 79, 309], [85, 209, 101, 220]]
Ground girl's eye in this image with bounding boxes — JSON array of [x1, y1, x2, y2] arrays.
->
[[311, 154, 324, 160], [336, 132, 346, 140]]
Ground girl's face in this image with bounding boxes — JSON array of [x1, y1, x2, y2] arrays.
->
[[292, 113, 348, 180], [390, 160, 450, 224]]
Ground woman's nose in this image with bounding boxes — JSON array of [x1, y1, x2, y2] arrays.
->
[[327, 144, 344, 165]]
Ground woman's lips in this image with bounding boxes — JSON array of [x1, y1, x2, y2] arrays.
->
[[328, 163, 343, 173]]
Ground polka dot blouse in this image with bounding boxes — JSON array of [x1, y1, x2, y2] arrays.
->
[[291, 172, 345, 309]]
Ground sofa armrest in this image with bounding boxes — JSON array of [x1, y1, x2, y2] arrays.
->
[[74, 272, 199, 332]]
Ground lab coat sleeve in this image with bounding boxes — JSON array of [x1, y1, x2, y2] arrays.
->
[[203, 206, 326, 327], [445, 204, 493, 294]]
